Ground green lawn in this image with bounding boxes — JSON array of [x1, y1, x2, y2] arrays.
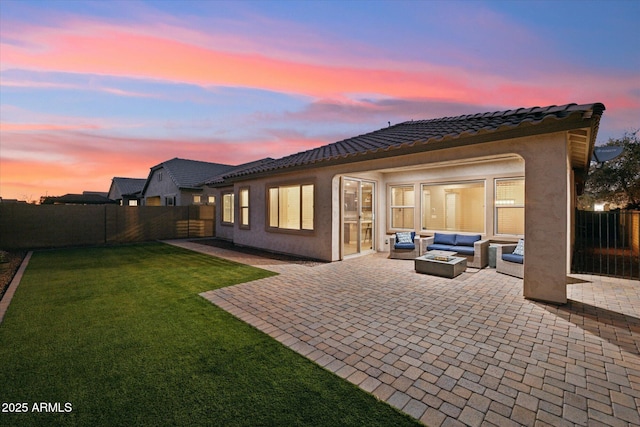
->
[[0, 243, 420, 427]]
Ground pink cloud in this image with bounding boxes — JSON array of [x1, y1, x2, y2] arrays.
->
[[0, 123, 100, 132], [0, 126, 326, 200], [4, 17, 637, 118]]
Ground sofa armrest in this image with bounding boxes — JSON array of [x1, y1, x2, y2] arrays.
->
[[474, 239, 490, 251], [470, 239, 490, 268], [496, 244, 517, 258], [421, 236, 434, 254]]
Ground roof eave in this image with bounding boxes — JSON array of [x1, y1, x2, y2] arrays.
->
[[213, 111, 601, 184]]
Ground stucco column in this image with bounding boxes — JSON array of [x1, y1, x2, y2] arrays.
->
[[522, 135, 568, 304]]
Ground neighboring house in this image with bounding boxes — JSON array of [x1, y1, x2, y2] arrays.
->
[[205, 102, 605, 304], [141, 158, 235, 206], [42, 192, 116, 205], [108, 177, 146, 206]]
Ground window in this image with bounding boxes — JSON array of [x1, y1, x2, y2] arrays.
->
[[421, 181, 485, 233], [222, 192, 234, 224], [193, 195, 201, 204], [207, 195, 215, 205], [390, 185, 414, 229], [158, 172, 162, 181], [128, 200, 138, 206], [165, 196, 174, 206], [268, 184, 314, 231], [495, 178, 524, 235], [239, 187, 249, 228]]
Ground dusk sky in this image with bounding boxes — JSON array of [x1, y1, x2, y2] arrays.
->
[[1, 0, 638, 202]]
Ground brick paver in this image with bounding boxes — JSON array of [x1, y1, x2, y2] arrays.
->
[[169, 240, 640, 426]]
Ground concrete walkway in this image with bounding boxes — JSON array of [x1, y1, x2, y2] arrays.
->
[[168, 240, 640, 426]]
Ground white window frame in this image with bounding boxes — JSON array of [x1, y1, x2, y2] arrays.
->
[[495, 177, 525, 236], [389, 184, 415, 230], [267, 183, 314, 232], [420, 180, 485, 233], [239, 187, 250, 229], [222, 192, 234, 225]]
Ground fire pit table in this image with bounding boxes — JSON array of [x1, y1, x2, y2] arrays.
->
[[414, 251, 467, 278]]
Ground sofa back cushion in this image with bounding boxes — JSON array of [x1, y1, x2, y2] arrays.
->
[[455, 234, 481, 247], [433, 232, 456, 246]]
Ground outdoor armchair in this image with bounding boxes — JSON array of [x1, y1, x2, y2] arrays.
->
[[496, 243, 524, 279], [389, 232, 421, 259]]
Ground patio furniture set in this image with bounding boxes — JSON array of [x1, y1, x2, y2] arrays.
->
[[390, 232, 524, 279]]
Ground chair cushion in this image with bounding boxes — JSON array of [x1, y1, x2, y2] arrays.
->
[[502, 253, 524, 264], [451, 245, 475, 255], [455, 234, 481, 246], [433, 233, 456, 245], [394, 242, 416, 250], [427, 243, 454, 251], [513, 239, 525, 256]]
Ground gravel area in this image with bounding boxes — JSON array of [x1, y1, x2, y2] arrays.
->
[[0, 251, 26, 301]]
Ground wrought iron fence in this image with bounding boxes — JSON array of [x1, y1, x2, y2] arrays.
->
[[573, 210, 639, 279]]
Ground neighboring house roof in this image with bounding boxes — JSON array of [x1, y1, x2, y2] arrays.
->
[[142, 158, 235, 195], [83, 191, 109, 198], [212, 103, 604, 184], [42, 193, 117, 205], [111, 177, 146, 197]]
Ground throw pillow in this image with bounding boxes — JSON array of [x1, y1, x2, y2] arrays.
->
[[513, 239, 525, 256], [396, 232, 413, 244]]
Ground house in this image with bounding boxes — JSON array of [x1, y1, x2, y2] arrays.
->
[[42, 192, 116, 205], [205, 103, 605, 304], [108, 177, 146, 206], [141, 158, 235, 206]]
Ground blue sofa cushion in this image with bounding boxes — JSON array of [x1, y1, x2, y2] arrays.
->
[[455, 234, 481, 246], [433, 232, 456, 246], [427, 243, 453, 251], [395, 232, 415, 249], [451, 245, 475, 255], [502, 253, 524, 264]]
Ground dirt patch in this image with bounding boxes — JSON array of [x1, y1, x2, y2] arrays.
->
[[0, 251, 27, 301], [192, 239, 327, 267]]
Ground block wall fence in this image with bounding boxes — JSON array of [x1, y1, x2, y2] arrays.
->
[[0, 204, 215, 250]]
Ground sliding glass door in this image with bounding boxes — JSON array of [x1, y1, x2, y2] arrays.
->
[[343, 178, 375, 256]]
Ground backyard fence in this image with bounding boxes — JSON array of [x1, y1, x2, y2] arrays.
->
[[572, 210, 639, 279], [0, 204, 215, 250]]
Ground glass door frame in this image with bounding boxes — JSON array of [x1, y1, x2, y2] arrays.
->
[[341, 177, 376, 258]]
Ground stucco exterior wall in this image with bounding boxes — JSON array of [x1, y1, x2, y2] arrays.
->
[[222, 170, 336, 261], [212, 130, 575, 303], [143, 167, 179, 205]]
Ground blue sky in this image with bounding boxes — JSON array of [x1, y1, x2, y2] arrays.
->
[[1, 0, 638, 201]]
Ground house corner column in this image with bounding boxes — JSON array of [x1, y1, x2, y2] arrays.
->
[[522, 136, 568, 304]]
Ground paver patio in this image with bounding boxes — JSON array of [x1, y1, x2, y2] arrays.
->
[[169, 240, 640, 426]]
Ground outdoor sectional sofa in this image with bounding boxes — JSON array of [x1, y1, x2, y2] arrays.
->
[[496, 242, 524, 278], [423, 233, 489, 268]]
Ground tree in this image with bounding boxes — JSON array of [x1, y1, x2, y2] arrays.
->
[[581, 130, 640, 210]]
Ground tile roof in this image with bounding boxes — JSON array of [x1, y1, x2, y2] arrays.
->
[[203, 158, 276, 186], [151, 158, 235, 189], [111, 177, 146, 195], [215, 102, 604, 183]]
